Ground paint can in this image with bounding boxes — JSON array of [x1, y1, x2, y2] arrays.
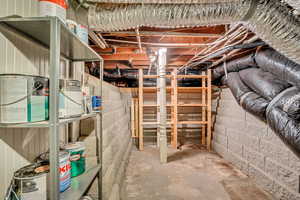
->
[[92, 96, 101, 111], [59, 80, 84, 118], [64, 142, 86, 177], [66, 19, 77, 34], [38, 151, 71, 192], [59, 151, 71, 192], [76, 24, 89, 44], [0, 74, 49, 124], [39, 0, 67, 23], [14, 162, 49, 200]]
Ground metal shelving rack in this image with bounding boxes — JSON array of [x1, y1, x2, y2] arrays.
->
[[0, 17, 103, 200]]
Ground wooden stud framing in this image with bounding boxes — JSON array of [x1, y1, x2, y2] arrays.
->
[[207, 69, 212, 150], [131, 98, 139, 138], [134, 98, 139, 138], [136, 69, 212, 150], [201, 71, 207, 145], [171, 69, 178, 148], [139, 69, 144, 150], [131, 99, 135, 138]]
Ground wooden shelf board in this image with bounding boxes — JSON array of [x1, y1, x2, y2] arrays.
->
[[178, 121, 208, 125]]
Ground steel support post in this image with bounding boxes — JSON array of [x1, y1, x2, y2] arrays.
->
[[49, 17, 61, 200]]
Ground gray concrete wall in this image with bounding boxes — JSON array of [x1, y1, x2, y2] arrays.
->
[[213, 88, 300, 200], [81, 78, 132, 200], [102, 82, 132, 200]]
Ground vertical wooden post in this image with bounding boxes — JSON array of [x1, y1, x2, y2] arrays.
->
[[171, 69, 178, 148], [131, 99, 135, 138], [157, 67, 160, 148], [134, 99, 139, 138], [207, 69, 212, 150], [139, 69, 144, 150], [201, 71, 207, 145]]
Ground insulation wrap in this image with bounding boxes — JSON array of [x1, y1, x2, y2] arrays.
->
[[267, 87, 300, 121], [222, 72, 268, 120], [239, 92, 269, 121], [89, 0, 300, 65], [267, 107, 300, 158], [255, 49, 300, 88], [221, 72, 251, 103], [239, 68, 291, 101], [213, 54, 257, 80]]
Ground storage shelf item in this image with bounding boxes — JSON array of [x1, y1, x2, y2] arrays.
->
[[60, 164, 101, 200], [0, 16, 103, 200]]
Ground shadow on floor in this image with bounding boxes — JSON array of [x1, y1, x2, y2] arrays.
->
[[168, 143, 206, 162]]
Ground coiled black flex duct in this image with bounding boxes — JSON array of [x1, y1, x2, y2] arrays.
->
[[215, 48, 300, 157]]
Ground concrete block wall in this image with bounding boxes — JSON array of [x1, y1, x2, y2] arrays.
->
[[213, 88, 300, 200], [102, 82, 132, 200]]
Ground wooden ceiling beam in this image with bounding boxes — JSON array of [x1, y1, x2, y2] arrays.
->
[[104, 57, 218, 69], [101, 31, 222, 38], [91, 46, 204, 55], [101, 54, 194, 61], [104, 38, 215, 47]]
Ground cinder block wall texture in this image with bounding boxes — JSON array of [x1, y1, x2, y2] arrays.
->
[[101, 82, 132, 200], [213, 88, 300, 200], [81, 79, 132, 200]]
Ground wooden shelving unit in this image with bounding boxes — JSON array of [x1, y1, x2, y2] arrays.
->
[[135, 69, 212, 150]]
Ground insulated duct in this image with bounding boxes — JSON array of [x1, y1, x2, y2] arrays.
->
[[239, 68, 291, 101], [213, 53, 257, 80], [88, 0, 238, 3], [267, 107, 300, 158], [89, 0, 300, 65], [215, 48, 300, 158], [221, 72, 269, 120], [255, 49, 300, 88]]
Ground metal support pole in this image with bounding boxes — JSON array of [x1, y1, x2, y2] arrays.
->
[[49, 18, 61, 200], [97, 59, 104, 200], [138, 68, 144, 150], [158, 48, 168, 164]]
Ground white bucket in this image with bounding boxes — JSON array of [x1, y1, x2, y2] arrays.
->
[[39, 0, 67, 23]]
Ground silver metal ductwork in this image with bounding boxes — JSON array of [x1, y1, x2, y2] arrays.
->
[[87, 0, 237, 3], [88, 0, 300, 65]]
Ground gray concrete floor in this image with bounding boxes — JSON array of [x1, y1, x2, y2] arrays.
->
[[122, 144, 275, 200]]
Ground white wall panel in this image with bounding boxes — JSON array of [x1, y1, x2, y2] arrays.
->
[[0, 0, 68, 198]]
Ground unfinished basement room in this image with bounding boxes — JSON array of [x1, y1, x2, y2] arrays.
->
[[2, 0, 300, 200]]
